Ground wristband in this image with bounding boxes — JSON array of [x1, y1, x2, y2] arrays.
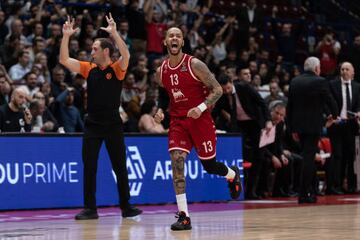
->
[[197, 102, 207, 112]]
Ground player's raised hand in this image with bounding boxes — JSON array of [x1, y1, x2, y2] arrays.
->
[[100, 13, 117, 35], [62, 15, 79, 37], [154, 108, 164, 124], [187, 107, 202, 119]]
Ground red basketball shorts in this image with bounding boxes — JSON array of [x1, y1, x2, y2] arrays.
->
[[168, 112, 216, 160]]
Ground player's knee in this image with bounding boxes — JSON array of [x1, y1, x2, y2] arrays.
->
[[200, 158, 218, 174]]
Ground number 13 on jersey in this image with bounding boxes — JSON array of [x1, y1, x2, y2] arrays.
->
[[170, 74, 179, 86]]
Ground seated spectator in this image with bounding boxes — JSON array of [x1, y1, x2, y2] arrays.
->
[[31, 63, 46, 83], [121, 73, 142, 108], [8, 50, 31, 82], [53, 88, 84, 133], [0, 88, 32, 132], [0, 34, 23, 69], [264, 82, 287, 106], [260, 101, 293, 197], [29, 94, 58, 132], [138, 99, 166, 133], [145, 70, 159, 102], [34, 52, 51, 83], [51, 65, 66, 98], [124, 95, 141, 132], [0, 73, 12, 106], [16, 71, 40, 101]]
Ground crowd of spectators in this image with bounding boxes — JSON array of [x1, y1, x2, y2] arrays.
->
[[1, 0, 360, 199]]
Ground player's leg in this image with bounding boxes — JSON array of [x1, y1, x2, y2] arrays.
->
[[192, 113, 242, 199], [170, 149, 192, 231], [168, 117, 192, 230]]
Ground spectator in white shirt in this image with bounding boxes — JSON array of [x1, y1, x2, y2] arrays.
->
[[8, 50, 31, 82]]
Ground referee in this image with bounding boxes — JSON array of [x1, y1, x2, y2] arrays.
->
[[60, 14, 142, 220]]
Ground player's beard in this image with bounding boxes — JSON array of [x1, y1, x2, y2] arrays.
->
[[167, 46, 181, 56]]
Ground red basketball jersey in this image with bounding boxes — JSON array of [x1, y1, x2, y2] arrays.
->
[[160, 54, 208, 117]]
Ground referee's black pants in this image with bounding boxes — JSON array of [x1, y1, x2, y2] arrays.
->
[[82, 124, 130, 210]]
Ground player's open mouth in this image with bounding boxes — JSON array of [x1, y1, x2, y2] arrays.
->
[[171, 43, 178, 49]]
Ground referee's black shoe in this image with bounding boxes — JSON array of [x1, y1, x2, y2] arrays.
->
[[122, 206, 143, 218], [75, 209, 99, 220]]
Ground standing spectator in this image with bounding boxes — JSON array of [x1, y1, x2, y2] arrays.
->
[[235, 0, 263, 50], [316, 34, 340, 77], [144, 0, 168, 64], [346, 34, 360, 83], [287, 57, 338, 204], [216, 75, 272, 199], [273, 22, 300, 66], [0, 88, 32, 132], [59, 14, 142, 219], [118, 18, 133, 55], [125, 0, 147, 53], [327, 62, 360, 194], [209, 16, 235, 65]]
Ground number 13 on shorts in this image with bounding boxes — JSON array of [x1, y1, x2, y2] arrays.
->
[[202, 141, 213, 153]]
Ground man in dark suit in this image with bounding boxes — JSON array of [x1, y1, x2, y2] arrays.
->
[[327, 62, 360, 194], [287, 57, 338, 204], [235, 0, 263, 50], [214, 75, 272, 199]]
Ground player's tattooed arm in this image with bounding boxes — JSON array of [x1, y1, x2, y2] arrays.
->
[[170, 150, 187, 195], [191, 58, 223, 107]]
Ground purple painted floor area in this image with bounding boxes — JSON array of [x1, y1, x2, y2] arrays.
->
[[1, 195, 360, 223]]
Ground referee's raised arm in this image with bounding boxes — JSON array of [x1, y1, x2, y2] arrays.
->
[[59, 15, 81, 73], [100, 13, 130, 71]]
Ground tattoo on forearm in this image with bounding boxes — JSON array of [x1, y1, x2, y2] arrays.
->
[[171, 150, 187, 195], [192, 59, 223, 106], [203, 74, 222, 106]]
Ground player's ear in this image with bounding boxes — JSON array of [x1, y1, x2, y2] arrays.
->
[[163, 39, 166, 46]]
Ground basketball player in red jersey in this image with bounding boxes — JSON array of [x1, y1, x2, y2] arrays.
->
[[153, 27, 242, 231]]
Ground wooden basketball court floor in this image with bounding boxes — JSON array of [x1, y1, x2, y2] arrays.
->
[[1, 195, 360, 240]]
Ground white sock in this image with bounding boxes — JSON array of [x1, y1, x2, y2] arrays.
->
[[176, 193, 189, 217], [225, 167, 236, 180]]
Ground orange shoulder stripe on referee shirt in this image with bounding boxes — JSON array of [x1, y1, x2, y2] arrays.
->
[[79, 61, 97, 79], [110, 60, 126, 81]]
